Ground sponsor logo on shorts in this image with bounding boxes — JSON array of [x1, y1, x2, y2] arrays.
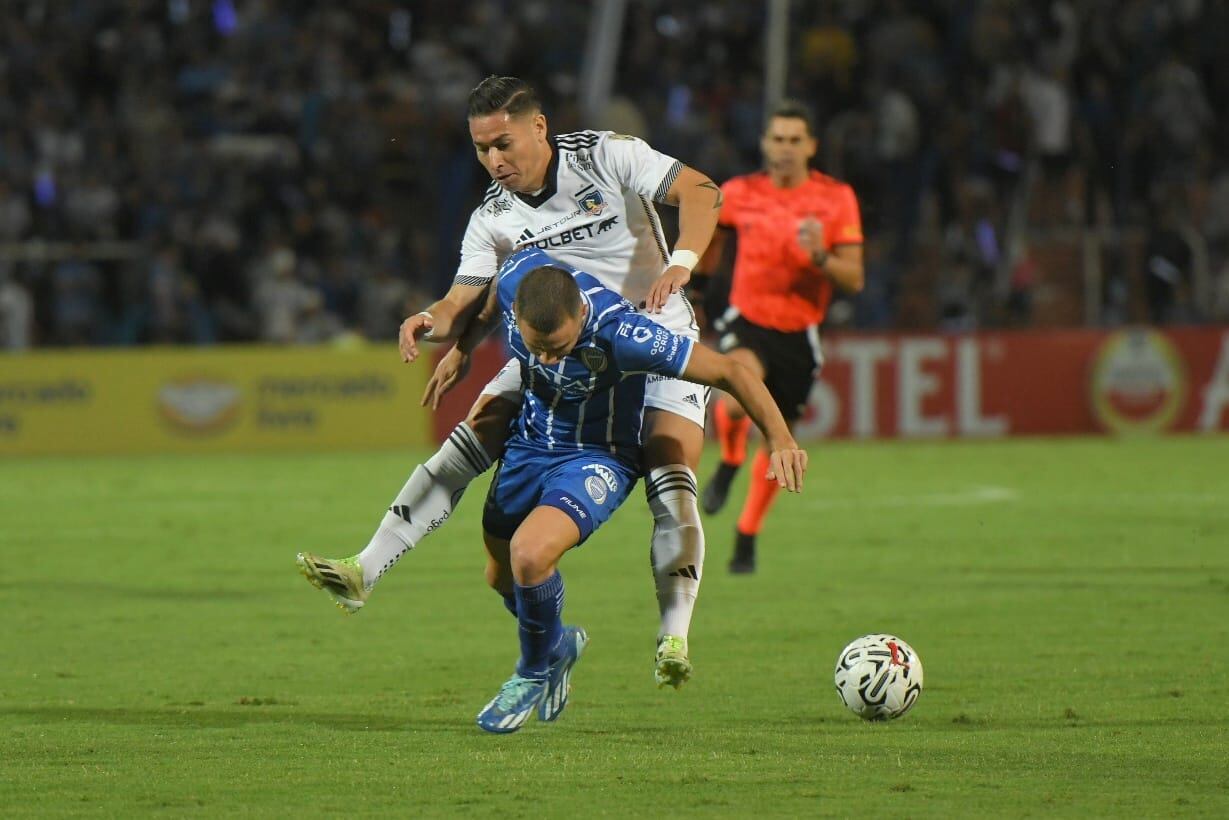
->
[[584, 476, 608, 504], [582, 463, 619, 492], [558, 495, 588, 519]]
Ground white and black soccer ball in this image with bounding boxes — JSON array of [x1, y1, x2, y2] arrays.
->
[[834, 634, 923, 721]]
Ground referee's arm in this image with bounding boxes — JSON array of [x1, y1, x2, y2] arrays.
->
[[817, 244, 864, 294], [799, 211, 864, 293]]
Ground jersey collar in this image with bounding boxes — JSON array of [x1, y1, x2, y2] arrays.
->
[[512, 137, 560, 209], [576, 286, 596, 344]]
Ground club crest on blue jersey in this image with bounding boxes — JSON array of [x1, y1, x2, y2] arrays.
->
[[579, 347, 608, 373], [578, 189, 606, 216]]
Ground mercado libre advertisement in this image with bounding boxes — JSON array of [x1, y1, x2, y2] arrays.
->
[[0, 345, 430, 456]]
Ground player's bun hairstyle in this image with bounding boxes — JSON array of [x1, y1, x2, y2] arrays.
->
[[468, 76, 542, 119], [767, 99, 817, 136], [514, 266, 582, 333]]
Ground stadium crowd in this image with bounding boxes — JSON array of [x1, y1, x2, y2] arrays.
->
[[1, 0, 1226, 349]]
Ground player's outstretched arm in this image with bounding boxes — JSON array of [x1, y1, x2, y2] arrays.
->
[[398, 281, 490, 363], [645, 166, 722, 313], [680, 345, 808, 492], [421, 284, 503, 409]]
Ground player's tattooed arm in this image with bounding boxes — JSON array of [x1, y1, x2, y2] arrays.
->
[[645, 165, 723, 312], [696, 180, 724, 210], [664, 166, 721, 257]]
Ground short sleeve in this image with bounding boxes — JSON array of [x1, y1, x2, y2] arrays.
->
[[597, 133, 683, 204], [609, 313, 694, 378], [829, 184, 864, 246], [454, 208, 499, 287]]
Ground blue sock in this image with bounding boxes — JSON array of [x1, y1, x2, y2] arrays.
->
[[513, 571, 564, 679], [501, 593, 517, 618]]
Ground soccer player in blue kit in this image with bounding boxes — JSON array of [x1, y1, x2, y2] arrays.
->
[[456, 247, 807, 733]]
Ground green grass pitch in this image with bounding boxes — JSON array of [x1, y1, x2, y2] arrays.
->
[[3, 437, 1228, 816]]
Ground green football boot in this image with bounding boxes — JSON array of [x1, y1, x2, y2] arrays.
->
[[296, 552, 368, 614], [654, 634, 692, 689]]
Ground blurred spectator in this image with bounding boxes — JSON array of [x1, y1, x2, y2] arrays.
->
[[50, 248, 101, 345], [147, 244, 214, 344], [358, 265, 414, 343], [0, 179, 31, 241], [1005, 249, 1037, 327], [294, 292, 344, 345], [1144, 201, 1193, 323], [1022, 64, 1076, 224], [253, 247, 315, 344], [0, 263, 33, 349]]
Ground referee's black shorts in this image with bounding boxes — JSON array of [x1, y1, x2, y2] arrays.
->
[[715, 311, 823, 422]]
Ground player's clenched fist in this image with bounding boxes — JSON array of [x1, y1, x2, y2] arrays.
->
[[797, 216, 826, 256], [399, 311, 435, 363]]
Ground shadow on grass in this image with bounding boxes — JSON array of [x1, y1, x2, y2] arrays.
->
[[1, 704, 460, 732]]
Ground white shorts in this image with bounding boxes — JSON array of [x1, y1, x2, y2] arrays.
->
[[479, 292, 707, 429]]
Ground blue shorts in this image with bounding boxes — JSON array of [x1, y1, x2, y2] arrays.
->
[[482, 439, 640, 544]]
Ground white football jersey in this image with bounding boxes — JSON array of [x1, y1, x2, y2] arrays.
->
[[454, 130, 685, 307]]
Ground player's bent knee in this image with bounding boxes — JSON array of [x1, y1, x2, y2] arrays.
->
[[508, 537, 560, 587]]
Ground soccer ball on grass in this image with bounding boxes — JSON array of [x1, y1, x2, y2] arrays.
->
[[834, 633, 923, 720]]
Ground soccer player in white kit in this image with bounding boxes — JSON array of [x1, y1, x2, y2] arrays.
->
[[298, 76, 722, 688]]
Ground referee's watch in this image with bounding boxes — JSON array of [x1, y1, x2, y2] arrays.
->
[[812, 248, 830, 268]]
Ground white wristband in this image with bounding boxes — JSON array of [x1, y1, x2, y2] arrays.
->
[[417, 311, 435, 339], [668, 249, 700, 272]]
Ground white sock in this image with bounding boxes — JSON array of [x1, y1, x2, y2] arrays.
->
[[357, 423, 493, 588], [646, 465, 705, 640]]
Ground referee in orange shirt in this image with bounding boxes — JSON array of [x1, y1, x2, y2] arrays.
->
[[696, 100, 864, 573]]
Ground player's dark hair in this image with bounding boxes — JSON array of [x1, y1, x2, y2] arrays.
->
[[514, 266, 582, 333], [766, 99, 816, 136], [468, 76, 542, 119]]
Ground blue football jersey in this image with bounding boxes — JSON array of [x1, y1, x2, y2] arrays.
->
[[496, 247, 695, 456]]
